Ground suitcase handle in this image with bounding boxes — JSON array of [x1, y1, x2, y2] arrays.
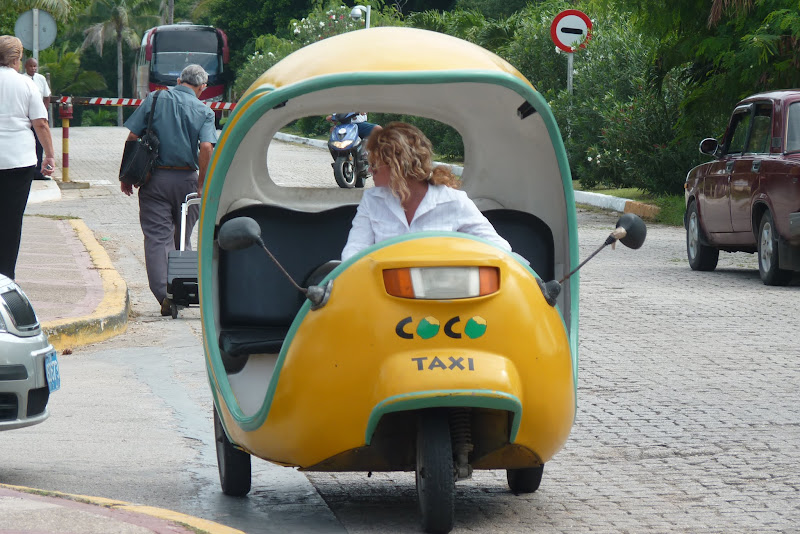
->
[[179, 193, 202, 252]]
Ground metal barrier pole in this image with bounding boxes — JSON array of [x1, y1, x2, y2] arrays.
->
[[58, 98, 73, 183]]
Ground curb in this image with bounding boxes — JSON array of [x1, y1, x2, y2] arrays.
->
[[41, 219, 129, 351], [0, 483, 245, 534], [28, 179, 62, 204], [574, 190, 660, 219]]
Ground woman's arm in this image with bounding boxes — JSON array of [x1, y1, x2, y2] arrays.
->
[[31, 118, 55, 177], [341, 199, 376, 261], [456, 196, 512, 252]]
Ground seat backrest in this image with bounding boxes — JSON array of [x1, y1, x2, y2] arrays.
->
[[218, 205, 357, 328], [483, 209, 554, 280]]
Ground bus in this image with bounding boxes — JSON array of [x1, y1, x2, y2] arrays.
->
[[136, 23, 230, 104]]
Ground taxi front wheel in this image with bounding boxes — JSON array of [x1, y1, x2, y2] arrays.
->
[[214, 405, 252, 496]]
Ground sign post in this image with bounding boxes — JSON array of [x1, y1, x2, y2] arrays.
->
[[550, 10, 592, 95], [14, 9, 57, 60]]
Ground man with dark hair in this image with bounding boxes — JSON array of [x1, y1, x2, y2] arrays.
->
[[121, 64, 216, 316]]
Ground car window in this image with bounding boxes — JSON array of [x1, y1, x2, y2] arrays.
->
[[787, 102, 800, 153], [745, 104, 771, 154], [726, 111, 751, 155]]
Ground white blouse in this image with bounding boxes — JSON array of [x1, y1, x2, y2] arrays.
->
[[0, 67, 48, 170], [341, 184, 512, 261]]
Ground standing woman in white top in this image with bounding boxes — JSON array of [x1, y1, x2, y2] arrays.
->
[[0, 36, 56, 280], [341, 122, 511, 261]]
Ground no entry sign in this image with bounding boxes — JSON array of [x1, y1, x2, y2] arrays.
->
[[550, 10, 592, 53]]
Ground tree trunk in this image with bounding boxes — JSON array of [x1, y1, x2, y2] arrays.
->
[[168, 0, 174, 24], [117, 32, 123, 127]]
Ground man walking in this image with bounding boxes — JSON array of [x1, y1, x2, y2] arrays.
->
[[24, 58, 51, 181], [121, 64, 216, 316]]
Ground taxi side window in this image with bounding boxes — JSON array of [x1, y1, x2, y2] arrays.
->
[[745, 104, 772, 154], [726, 112, 751, 155]]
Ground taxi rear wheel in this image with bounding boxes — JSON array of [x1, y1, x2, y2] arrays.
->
[[214, 405, 251, 496], [507, 464, 544, 494], [416, 410, 455, 534]]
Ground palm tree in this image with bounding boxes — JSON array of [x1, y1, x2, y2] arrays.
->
[[0, 0, 71, 21], [39, 43, 107, 96], [77, 0, 159, 126]]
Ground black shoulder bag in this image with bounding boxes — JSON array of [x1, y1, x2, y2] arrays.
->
[[119, 91, 161, 187]]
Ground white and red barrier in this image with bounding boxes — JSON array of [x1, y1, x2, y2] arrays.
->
[[53, 95, 237, 110]]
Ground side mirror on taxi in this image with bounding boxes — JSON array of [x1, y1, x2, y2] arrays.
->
[[699, 138, 720, 158]]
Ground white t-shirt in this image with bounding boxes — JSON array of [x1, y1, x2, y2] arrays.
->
[[0, 67, 48, 170], [28, 72, 51, 98], [341, 184, 512, 261]]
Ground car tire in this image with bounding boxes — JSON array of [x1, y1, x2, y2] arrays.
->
[[686, 201, 719, 271], [757, 211, 793, 286]]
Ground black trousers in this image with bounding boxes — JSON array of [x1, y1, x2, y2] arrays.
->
[[31, 127, 44, 180], [0, 166, 35, 280]]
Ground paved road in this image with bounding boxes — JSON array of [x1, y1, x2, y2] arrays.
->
[[16, 127, 800, 533]]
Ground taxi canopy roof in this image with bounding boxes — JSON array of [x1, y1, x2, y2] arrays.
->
[[208, 27, 576, 281], [243, 27, 531, 99]]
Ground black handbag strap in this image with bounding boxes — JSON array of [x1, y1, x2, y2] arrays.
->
[[145, 90, 160, 134]]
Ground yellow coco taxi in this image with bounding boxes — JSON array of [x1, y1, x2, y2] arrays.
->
[[199, 27, 644, 534]]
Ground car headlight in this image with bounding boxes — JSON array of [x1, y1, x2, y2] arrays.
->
[[383, 267, 499, 299]]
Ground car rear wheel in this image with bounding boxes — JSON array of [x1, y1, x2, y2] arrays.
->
[[686, 202, 719, 271], [757, 211, 793, 286]]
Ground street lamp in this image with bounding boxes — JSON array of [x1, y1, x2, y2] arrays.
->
[[350, 5, 371, 29]]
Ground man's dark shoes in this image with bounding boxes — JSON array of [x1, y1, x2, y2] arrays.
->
[[33, 174, 51, 180], [161, 298, 172, 316]]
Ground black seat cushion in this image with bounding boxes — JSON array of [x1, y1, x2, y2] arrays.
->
[[484, 209, 554, 281]]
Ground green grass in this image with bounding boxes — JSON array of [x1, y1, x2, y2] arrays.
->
[[573, 181, 685, 227]]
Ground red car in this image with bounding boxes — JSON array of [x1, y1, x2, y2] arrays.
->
[[685, 90, 800, 285]]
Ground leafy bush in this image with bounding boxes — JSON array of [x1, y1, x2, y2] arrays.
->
[[80, 108, 117, 126]]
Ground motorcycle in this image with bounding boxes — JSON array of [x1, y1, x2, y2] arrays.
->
[[199, 27, 646, 534], [328, 112, 370, 188]]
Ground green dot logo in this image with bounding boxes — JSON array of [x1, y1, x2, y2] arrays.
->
[[464, 316, 487, 339], [416, 316, 440, 339]]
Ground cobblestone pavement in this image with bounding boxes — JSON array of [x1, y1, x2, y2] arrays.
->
[[37, 128, 800, 533]]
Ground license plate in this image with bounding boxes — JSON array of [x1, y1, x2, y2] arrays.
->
[[44, 351, 60, 392]]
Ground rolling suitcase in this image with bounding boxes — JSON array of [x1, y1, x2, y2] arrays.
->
[[166, 193, 201, 319]]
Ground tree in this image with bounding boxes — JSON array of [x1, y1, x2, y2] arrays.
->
[[0, 0, 72, 21], [76, 0, 159, 125], [39, 43, 107, 95]]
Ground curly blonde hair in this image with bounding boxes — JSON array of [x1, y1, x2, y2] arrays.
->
[[365, 122, 459, 203]]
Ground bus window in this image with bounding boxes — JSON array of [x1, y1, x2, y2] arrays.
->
[[153, 30, 221, 78]]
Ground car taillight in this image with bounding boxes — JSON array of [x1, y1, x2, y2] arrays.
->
[[383, 267, 499, 299]]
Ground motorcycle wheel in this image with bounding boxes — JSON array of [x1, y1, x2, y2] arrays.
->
[[333, 155, 356, 188]]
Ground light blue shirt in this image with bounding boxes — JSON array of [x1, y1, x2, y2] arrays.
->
[[124, 85, 216, 169]]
